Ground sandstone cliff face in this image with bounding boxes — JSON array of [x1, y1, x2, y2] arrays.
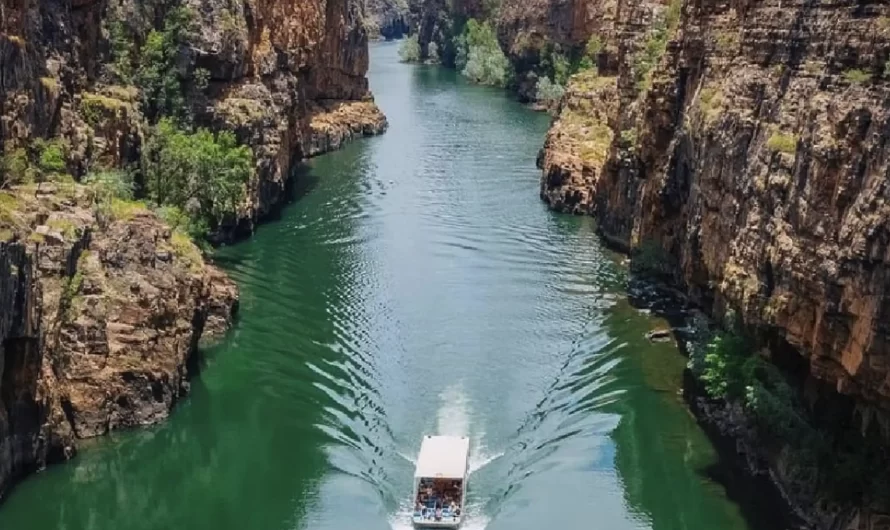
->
[[0, 0, 382, 499], [540, 0, 890, 524], [367, 0, 410, 39], [1, 0, 387, 237], [0, 184, 237, 498]]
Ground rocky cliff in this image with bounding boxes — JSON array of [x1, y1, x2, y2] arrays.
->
[[0, 0, 383, 499], [367, 0, 410, 40], [0, 183, 238, 498], [1, 0, 387, 237], [539, 0, 890, 525]]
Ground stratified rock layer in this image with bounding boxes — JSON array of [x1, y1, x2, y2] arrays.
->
[[0, 185, 237, 498], [0, 0, 384, 499], [540, 0, 890, 525]]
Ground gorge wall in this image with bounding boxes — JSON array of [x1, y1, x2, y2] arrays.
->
[[0, 0, 384, 498], [536, 0, 890, 527]]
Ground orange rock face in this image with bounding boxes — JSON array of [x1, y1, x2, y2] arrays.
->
[[540, 0, 890, 444]]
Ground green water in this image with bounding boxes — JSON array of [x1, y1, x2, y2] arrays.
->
[[0, 42, 783, 530]]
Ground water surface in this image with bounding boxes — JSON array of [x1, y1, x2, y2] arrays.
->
[[0, 42, 776, 530]]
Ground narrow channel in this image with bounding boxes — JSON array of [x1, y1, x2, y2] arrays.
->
[[0, 42, 778, 530]]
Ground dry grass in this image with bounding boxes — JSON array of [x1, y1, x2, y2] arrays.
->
[[170, 231, 203, 272], [843, 69, 871, 84], [699, 86, 724, 123]]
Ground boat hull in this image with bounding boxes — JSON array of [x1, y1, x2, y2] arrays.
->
[[412, 517, 461, 529]]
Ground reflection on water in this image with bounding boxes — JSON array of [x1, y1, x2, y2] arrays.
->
[[0, 42, 782, 530]]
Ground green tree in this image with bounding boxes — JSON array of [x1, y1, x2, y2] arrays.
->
[[135, 6, 196, 122], [143, 119, 252, 231], [399, 34, 421, 62], [454, 19, 511, 87]]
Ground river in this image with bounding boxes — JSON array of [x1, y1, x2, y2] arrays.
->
[[0, 42, 781, 530]]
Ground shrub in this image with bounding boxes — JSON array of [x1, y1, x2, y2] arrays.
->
[[35, 139, 66, 175], [155, 205, 209, 242], [535, 76, 565, 106], [455, 19, 512, 87], [619, 128, 638, 148], [428, 41, 440, 63], [1, 148, 35, 187], [578, 35, 602, 71], [843, 68, 871, 84], [634, 0, 682, 92], [170, 231, 203, 272], [143, 118, 252, 230], [767, 131, 798, 154], [399, 34, 421, 63], [108, 20, 134, 82], [84, 170, 134, 204], [699, 86, 723, 123], [134, 6, 197, 122]]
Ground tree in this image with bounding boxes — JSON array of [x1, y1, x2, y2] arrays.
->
[[143, 119, 252, 232]]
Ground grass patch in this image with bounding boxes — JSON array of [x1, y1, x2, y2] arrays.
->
[[47, 218, 79, 240], [699, 86, 724, 123], [0, 228, 14, 241], [767, 131, 798, 154], [39, 76, 59, 93], [715, 31, 739, 53], [27, 232, 45, 245], [170, 231, 203, 272], [81, 92, 127, 125], [843, 69, 871, 84], [108, 198, 147, 220], [0, 192, 21, 224]]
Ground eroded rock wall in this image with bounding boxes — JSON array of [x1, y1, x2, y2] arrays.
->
[[540, 0, 890, 524], [0, 185, 237, 498], [1, 0, 387, 237], [0, 0, 382, 499]]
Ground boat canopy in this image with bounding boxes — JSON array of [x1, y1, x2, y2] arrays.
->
[[414, 435, 470, 480]]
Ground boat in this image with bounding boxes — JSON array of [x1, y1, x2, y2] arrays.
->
[[411, 435, 470, 528]]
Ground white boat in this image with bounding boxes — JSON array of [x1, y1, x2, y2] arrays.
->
[[411, 435, 470, 528]]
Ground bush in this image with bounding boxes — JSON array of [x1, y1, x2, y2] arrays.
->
[[143, 118, 252, 230], [399, 34, 421, 63], [455, 19, 512, 87], [699, 331, 750, 400], [767, 132, 798, 154], [578, 36, 602, 71], [843, 68, 871, 84], [35, 139, 66, 175], [84, 169, 134, 204], [634, 0, 681, 92], [135, 6, 196, 122], [428, 41, 440, 63], [1, 148, 35, 187], [155, 205, 209, 242], [535, 76, 565, 106]]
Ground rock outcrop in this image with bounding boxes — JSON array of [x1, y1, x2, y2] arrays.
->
[[367, 0, 410, 40], [0, 184, 237, 498], [539, 0, 890, 525], [0, 0, 384, 499], [1, 0, 387, 238]]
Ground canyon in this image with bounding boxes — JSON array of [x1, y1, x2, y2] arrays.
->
[[404, 0, 890, 526], [0, 0, 385, 498]]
